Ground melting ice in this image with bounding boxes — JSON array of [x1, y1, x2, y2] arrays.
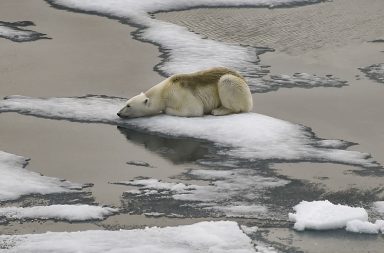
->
[[0, 221, 256, 253], [0, 151, 83, 202], [45, 0, 339, 92]]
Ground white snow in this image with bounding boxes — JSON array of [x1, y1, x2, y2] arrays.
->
[[0, 95, 378, 168], [288, 200, 368, 231], [48, 0, 325, 92], [0, 151, 82, 202], [0, 221, 257, 253], [345, 219, 384, 234], [0, 205, 117, 221]]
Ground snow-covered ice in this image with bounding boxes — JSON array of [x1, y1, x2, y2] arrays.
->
[[0, 21, 48, 42], [0, 95, 378, 168], [288, 200, 368, 231], [0, 151, 83, 202], [0, 205, 117, 221], [0, 221, 257, 253], [258, 73, 348, 93], [44, 0, 341, 92], [346, 219, 384, 234]]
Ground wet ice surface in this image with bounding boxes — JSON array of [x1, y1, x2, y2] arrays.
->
[[359, 63, 384, 84], [256, 73, 348, 93], [0, 221, 256, 253], [0, 95, 381, 221], [0, 151, 84, 202], [0, 21, 49, 42], [0, 205, 117, 222], [43, 0, 345, 93]]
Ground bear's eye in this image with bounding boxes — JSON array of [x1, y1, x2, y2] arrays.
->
[[126, 105, 131, 108]]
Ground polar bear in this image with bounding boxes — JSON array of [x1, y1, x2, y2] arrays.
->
[[117, 67, 253, 118]]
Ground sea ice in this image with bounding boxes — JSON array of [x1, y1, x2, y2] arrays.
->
[[46, 0, 338, 92], [345, 219, 384, 234], [0, 95, 378, 168], [0, 151, 83, 202], [0, 205, 117, 222], [0, 221, 257, 253], [288, 200, 368, 231], [0, 21, 48, 42]]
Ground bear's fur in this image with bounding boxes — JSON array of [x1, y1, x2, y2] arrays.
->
[[117, 67, 253, 118]]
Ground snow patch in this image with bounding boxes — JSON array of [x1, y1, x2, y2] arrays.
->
[[288, 200, 368, 231], [0, 221, 257, 253], [0, 151, 82, 202], [346, 219, 384, 234], [0, 205, 117, 221]]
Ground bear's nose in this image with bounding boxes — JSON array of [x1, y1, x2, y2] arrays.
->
[[117, 112, 122, 118]]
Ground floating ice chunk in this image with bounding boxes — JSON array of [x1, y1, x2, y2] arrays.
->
[[288, 200, 368, 231], [241, 225, 259, 234], [0, 221, 257, 253], [0, 151, 82, 202], [345, 219, 384, 234], [0, 21, 48, 42], [0, 95, 378, 168], [258, 73, 348, 93], [373, 201, 384, 214], [360, 63, 384, 84], [47, 0, 328, 92], [0, 205, 117, 221], [126, 160, 152, 167]]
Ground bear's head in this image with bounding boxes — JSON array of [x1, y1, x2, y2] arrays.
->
[[117, 92, 161, 118]]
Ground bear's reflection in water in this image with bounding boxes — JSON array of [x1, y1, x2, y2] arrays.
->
[[117, 126, 211, 164]]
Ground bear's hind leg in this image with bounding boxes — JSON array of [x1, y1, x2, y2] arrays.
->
[[217, 74, 253, 114], [211, 106, 233, 116]]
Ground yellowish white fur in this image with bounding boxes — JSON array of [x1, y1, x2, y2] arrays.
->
[[117, 67, 253, 118]]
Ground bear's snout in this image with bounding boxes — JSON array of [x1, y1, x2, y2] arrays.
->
[[117, 112, 122, 118]]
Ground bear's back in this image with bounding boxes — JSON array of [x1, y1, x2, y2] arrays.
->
[[169, 67, 244, 90]]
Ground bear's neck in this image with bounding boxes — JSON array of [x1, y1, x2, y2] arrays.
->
[[145, 80, 167, 111]]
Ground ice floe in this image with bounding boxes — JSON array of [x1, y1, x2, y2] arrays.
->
[[258, 73, 348, 93], [359, 63, 384, 84], [0, 205, 117, 222], [0, 221, 257, 253], [0, 95, 378, 168], [0, 21, 49, 42], [45, 0, 340, 93], [288, 200, 368, 231], [0, 151, 83, 202], [289, 200, 384, 234], [346, 219, 384, 234]]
